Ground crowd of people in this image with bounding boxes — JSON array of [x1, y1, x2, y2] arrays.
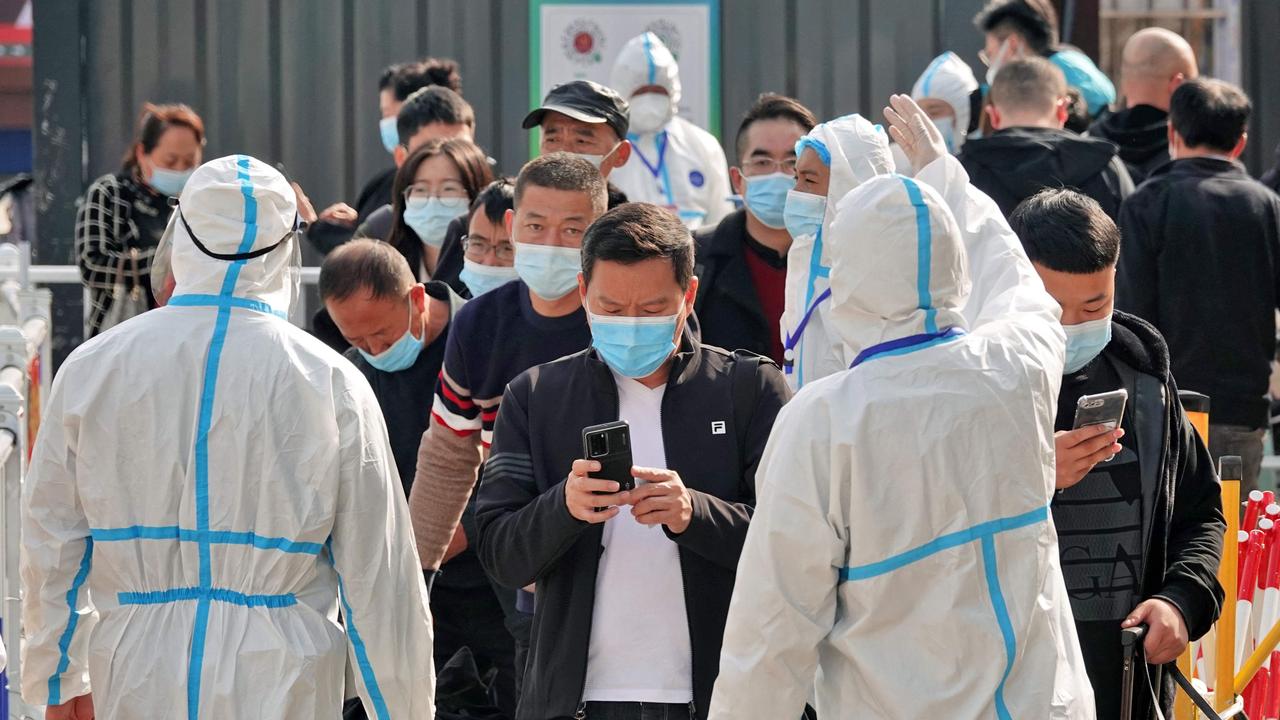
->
[[18, 0, 1280, 718]]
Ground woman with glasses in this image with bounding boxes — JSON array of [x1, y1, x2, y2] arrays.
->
[[386, 138, 494, 281], [456, 178, 518, 297]]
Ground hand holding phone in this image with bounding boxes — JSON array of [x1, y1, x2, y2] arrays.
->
[[564, 459, 629, 524]]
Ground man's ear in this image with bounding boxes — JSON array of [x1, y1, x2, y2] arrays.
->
[[729, 167, 744, 196], [394, 145, 407, 168], [577, 271, 589, 307], [504, 208, 515, 238], [603, 140, 632, 178], [410, 282, 428, 314], [1054, 99, 1069, 128], [684, 276, 699, 312], [1231, 132, 1249, 160], [1167, 123, 1181, 159], [987, 105, 1005, 131]]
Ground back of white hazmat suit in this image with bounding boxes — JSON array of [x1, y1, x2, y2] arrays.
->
[[781, 114, 894, 391], [608, 32, 733, 230], [21, 155, 434, 720], [711, 175, 1094, 719]]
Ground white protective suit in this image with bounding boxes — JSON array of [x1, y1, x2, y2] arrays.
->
[[21, 156, 434, 719], [781, 114, 894, 391], [711, 175, 1094, 719], [608, 32, 733, 230]]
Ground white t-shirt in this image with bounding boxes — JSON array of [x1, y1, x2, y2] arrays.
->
[[582, 372, 693, 703]]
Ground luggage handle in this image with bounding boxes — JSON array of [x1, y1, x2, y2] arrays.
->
[[1123, 623, 1225, 720]]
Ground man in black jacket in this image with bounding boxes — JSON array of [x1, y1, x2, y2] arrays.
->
[[320, 240, 517, 719], [1012, 189, 1224, 720], [693, 94, 816, 364], [1089, 28, 1197, 184], [476, 203, 790, 720], [960, 56, 1134, 220], [1117, 78, 1280, 496]]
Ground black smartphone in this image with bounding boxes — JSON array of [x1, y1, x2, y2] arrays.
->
[[581, 420, 634, 492]]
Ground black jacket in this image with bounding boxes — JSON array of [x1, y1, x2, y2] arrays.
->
[[1089, 105, 1172, 184], [1117, 157, 1280, 429], [1055, 311, 1224, 719], [959, 126, 1135, 220], [692, 209, 774, 360], [1262, 143, 1280, 194], [305, 167, 396, 255], [475, 335, 791, 720]]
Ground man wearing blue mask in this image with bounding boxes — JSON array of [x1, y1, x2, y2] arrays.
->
[[477, 202, 790, 720], [407, 153, 604, 693], [320, 239, 518, 719], [1011, 189, 1224, 720], [693, 94, 816, 366]]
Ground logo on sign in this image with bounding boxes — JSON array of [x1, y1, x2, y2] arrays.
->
[[562, 19, 605, 66], [689, 170, 705, 188], [644, 19, 682, 60]]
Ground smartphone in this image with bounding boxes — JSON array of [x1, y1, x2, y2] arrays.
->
[[581, 420, 635, 492], [1073, 388, 1128, 431]]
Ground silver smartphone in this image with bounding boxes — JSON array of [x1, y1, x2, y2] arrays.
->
[[1073, 388, 1128, 430]]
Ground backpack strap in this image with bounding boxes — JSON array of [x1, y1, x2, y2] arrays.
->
[[729, 350, 764, 476]]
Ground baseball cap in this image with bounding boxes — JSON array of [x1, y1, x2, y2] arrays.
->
[[522, 80, 630, 140]]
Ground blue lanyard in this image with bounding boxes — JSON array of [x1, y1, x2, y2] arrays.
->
[[850, 327, 965, 368], [783, 287, 832, 375], [629, 131, 668, 179]]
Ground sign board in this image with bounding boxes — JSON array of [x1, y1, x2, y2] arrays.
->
[[529, 0, 720, 157]]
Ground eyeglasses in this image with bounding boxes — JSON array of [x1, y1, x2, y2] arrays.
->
[[404, 181, 469, 200], [741, 156, 798, 177], [462, 235, 515, 262]]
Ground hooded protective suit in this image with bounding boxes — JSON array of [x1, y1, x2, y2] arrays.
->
[[608, 32, 733, 230], [21, 156, 434, 719], [912, 52, 980, 156], [712, 174, 1092, 719], [781, 114, 895, 390]]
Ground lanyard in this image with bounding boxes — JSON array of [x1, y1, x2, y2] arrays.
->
[[782, 287, 832, 375], [629, 131, 668, 179], [849, 327, 965, 368]]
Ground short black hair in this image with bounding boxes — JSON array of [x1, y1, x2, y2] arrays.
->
[[974, 0, 1059, 55], [1170, 78, 1251, 154], [378, 63, 404, 91], [393, 57, 464, 100], [319, 239, 417, 303], [989, 57, 1066, 116], [735, 93, 817, 162], [582, 203, 695, 290], [396, 86, 475, 146], [470, 177, 516, 225], [1009, 189, 1120, 273], [514, 152, 608, 215]]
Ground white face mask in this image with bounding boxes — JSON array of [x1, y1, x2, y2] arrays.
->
[[569, 152, 605, 170], [628, 93, 674, 135]]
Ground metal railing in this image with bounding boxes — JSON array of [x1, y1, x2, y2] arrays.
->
[[0, 281, 51, 720]]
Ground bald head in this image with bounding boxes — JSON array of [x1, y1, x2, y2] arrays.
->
[[1121, 28, 1197, 111]]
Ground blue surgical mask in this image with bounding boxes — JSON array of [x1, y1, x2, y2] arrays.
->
[[589, 308, 682, 379], [514, 242, 581, 300], [1063, 315, 1113, 374], [149, 167, 193, 197], [358, 297, 425, 373], [934, 117, 957, 154], [784, 189, 826, 240], [460, 259, 519, 297], [379, 117, 399, 154], [404, 196, 468, 248], [743, 172, 794, 229]]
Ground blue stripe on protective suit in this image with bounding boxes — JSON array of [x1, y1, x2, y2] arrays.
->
[[47, 539, 93, 705], [90, 525, 323, 555], [119, 587, 297, 609], [168, 294, 287, 319], [185, 154, 261, 720], [328, 540, 390, 720], [898, 176, 938, 333], [839, 504, 1047, 715], [643, 32, 656, 84], [919, 53, 949, 96]]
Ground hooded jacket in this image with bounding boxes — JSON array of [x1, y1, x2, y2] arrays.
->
[[710, 174, 1093, 719], [911, 52, 980, 155], [960, 126, 1135, 220], [1089, 105, 1172, 184]]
